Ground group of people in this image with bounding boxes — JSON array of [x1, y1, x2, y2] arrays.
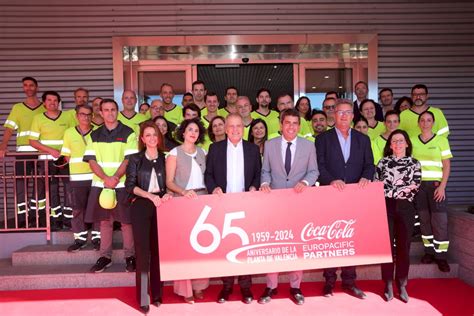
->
[[0, 77, 452, 313]]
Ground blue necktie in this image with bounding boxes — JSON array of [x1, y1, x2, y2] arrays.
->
[[285, 142, 292, 175]]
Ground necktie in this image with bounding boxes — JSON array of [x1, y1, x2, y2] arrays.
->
[[285, 142, 292, 175]]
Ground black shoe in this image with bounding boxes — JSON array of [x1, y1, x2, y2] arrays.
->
[[258, 287, 277, 304], [384, 281, 394, 301], [217, 288, 232, 304], [67, 240, 87, 253], [90, 256, 112, 273], [323, 283, 334, 297], [51, 219, 63, 232], [139, 305, 149, 314], [125, 256, 136, 272], [92, 239, 101, 251], [435, 259, 450, 272], [421, 253, 435, 264], [241, 288, 253, 304], [290, 287, 305, 305], [342, 285, 367, 299]]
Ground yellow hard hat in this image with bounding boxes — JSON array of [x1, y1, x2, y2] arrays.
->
[[99, 188, 117, 210]]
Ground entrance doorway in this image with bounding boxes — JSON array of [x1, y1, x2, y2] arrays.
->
[[114, 34, 377, 108], [198, 63, 293, 110]]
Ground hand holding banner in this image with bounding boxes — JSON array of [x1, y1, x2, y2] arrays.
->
[[157, 182, 391, 281]]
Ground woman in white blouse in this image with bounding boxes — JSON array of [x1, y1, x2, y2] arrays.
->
[[165, 118, 209, 303]]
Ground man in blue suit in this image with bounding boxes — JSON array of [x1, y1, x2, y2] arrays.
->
[[315, 99, 375, 299]]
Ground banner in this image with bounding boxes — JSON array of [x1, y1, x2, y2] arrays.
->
[[157, 182, 391, 281]]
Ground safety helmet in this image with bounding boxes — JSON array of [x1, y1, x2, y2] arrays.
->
[[99, 188, 117, 210]]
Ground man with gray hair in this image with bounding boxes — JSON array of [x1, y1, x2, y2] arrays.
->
[[316, 98, 374, 299], [205, 113, 261, 304]]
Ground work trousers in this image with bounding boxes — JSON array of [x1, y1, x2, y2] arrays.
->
[[415, 181, 449, 260]]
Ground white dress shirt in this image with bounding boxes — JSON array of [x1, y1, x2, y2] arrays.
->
[[281, 135, 297, 167], [226, 139, 245, 193]]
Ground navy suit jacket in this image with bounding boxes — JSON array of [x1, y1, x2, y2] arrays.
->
[[315, 128, 374, 185], [205, 139, 261, 193]]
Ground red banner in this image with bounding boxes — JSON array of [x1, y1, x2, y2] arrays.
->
[[157, 182, 391, 281]]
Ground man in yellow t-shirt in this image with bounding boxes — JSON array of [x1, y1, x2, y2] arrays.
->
[[251, 88, 280, 136], [161, 83, 183, 126], [118, 90, 148, 135], [30, 91, 74, 229], [0, 77, 44, 224], [400, 84, 449, 138]]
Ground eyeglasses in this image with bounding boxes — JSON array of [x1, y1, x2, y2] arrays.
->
[[336, 110, 353, 116], [412, 93, 427, 98], [323, 105, 335, 110], [77, 113, 92, 118]]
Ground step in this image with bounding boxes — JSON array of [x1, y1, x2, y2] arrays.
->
[[12, 244, 126, 266], [0, 257, 459, 291], [12, 242, 428, 267], [51, 230, 123, 245]]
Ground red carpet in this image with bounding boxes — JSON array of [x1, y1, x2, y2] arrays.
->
[[0, 279, 473, 315]]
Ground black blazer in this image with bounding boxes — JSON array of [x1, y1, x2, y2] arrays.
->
[[205, 139, 261, 193], [315, 128, 374, 185], [125, 150, 167, 198]]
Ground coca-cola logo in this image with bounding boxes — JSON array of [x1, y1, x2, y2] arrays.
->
[[300, 220, 356, 241]]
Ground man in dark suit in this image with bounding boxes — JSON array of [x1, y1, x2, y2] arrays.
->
[[205, 111, 261, 304], [316, 98, 375, 299], [258, 108, 319, 306]]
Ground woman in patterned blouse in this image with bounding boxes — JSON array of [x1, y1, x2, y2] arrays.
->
[[376, 129, 422, 303]]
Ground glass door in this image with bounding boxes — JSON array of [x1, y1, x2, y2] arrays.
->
[[298, 61, 368, 110]]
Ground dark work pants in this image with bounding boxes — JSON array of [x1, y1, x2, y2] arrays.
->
[[323, 266, 356, 287], [415, 181, 449, 260], [69, 184, 99, 241], [381, 198, 415, 283], [130, 197, 162, 307], [222, 275, 252, 291]]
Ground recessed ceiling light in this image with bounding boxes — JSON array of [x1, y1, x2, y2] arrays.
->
[[324, 75, 330, 79], [273, 65, 278, 69], [312, 86, 316, 89], [338, 86, 343, 89], [268, 78, 272, 81]]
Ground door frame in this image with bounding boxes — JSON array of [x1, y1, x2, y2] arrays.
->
[[112, 34, 378, 102]]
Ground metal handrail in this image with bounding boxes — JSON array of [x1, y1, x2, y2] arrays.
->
[[0, 151, 71, 241]]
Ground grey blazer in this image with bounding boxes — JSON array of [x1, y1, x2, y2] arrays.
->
[[261, 136, 319, 189]]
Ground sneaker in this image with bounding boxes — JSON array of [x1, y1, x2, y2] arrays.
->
[[125, 256, 136, 272], [90, 256, 112, 273], [67, 240, 87, 253], [92, 239, 101, 251]]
